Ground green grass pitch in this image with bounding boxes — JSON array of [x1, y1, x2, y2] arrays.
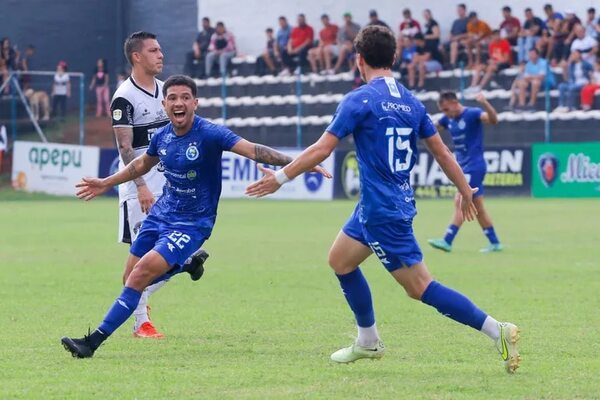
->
[[1, 193, 599, 399]]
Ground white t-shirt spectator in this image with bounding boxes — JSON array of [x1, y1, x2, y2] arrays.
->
[[571, 36, 598, 63], [53, 73, 70, 95]]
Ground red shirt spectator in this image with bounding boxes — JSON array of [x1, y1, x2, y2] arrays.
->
[[399, 8, 421, 37], [500, 6, 521, 44], [489, 37, 513, 64], [290, 24, 314, 49], [319, 22, 338, 46]]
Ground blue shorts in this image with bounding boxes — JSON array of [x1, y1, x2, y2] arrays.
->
[[130, 215, 209, 266], [464, 169, 486, 198], [342, 207, 423, 272]]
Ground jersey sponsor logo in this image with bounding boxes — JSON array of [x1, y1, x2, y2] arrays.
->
[[186, 170, 197, 180], [159, 148, 167, 156], [381, 101, 411, 112], [186, 145, 199, 161], [112, 109, 122, 120], [304, 170, 323, 192]]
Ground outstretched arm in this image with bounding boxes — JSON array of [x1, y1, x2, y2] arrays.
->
[[423, 133, 478, 221], [245, 132, 337, 198], [230, 139, 293, 165], [76, 153, 159, 201]]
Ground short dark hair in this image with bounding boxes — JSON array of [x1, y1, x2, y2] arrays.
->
[[266, 28, 273, 33], [529, 47, 539, 55], [588, 7, 596, 13], [202, 17, 210, 23], [402, 8, 411, 16], [468, 11, 478, 19], [278, 16, 286, 21], [354, 25, 396, 69], [163, 74, 197, 97], [216, 21, 225, 28], [503, 6, 512, 13], [525, 8, 533, 13], [124, 31, 156, 66], [438, 91, 458, 103], [458, 4, 466, 10], [543, 4, 552, 11]]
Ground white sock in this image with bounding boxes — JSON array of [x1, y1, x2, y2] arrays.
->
[[357, 323, 380, 347], [480, 316, 500, 341], [132, 280, 168, 331]]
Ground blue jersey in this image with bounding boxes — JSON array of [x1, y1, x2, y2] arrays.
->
[[438, 107, 486, 172], [146, 115, 241, 231], [327, 76, 437, 225]]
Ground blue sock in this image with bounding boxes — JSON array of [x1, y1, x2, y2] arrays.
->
[[443, 224, 460, 245], [483, 226, 500, 244], [98, 287, 142, 336], [335, 268, 375, 327], [421, 281, 487, 330]]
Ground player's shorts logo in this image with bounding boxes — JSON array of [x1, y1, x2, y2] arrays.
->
[[157, 161, 165, 173], [186, 146, 199, 161], [304, 170, 323, 192], [341, 151, 360, 199], [186, 170, 197, 180], [112, 109, 122, 120], [537, 153, 558, 187]]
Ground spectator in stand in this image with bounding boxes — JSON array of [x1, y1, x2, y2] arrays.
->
[[407, 33, 443, 92], [465, 12, 492, 67], [518, 8, 545, 64], [423, 9, 441, 56], [1, 38, 17, 70], [396, 8, 422, 60], [0, 58, 9, 94], [332, 12, 361, 73], [555, 50, 593, 112], [446, 4, 469, 68], [52, 61, 70, 121], [18, 45, 35, 90], [585, 8, 598, 40], [89, 58, 110, 118], [500, 6, 521, 46], [205, 21, 236, 77], [197, 17, 216, 57], [569, 24, 598, 65], [580, 59, 600, 110], [257, 28, 278, 75], [308, 14, 339, 75], [536, 4, 564, 64], [552, 10, 581, 65], [275, 16, 292, 61], [280, 14, 314, 76], [397, 35, 416, 76], [367, 9, 389, 28], [466, 30, 513, 92], [184, 41, 203, 78], [509, 48, 552, 111]]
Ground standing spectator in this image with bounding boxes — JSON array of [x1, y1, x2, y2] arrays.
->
[[396, 8, 421, 59], [555, 50, 593, 112], [89, 58, 110, 118], [585, 8, 598, 39], [308, 14, 338, 74], [509, 48, 551, 111], [580, 59, 600, 110], [275, 16, 291, 61], [423, 9, 441, 56], [465, 12, 492, 67], [332, 12, 361, 73], [500, 6, 521, 46], [466, 30, 513, 92], [446, 4, 469, 67], [52, 61, 70, 121], [18, 45, 35, 90], [205, 21, 236, 77], [407, 33, 443, 92], [257, 28, 278, 75], [280, 14, 314, 76], [1, 38, 17, 70], [367, 10, 389, 28], [518, 8, 544, 64]]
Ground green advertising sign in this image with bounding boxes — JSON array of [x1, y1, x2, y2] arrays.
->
[[532, 142, 600, 197]]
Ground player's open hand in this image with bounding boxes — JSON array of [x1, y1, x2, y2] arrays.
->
[[309, 165, 333, 178], [75, 177, 109, 201], [245, 165, 281, 198], [137, 185, 155, 214], [458, 187, 479, 222]]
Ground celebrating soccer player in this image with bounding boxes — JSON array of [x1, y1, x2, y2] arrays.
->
[[428, 91, 503, 253], [246, 26, 520, 373], [61, 75, 331, 358]]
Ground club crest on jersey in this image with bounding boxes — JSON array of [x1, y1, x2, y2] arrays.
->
[[538, 153, 558, 187], [112, 109, 122, 120], [186, 145, 199, 161], [457, 119, 466, 130]]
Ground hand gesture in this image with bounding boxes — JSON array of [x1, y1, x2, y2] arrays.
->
[[474, 92, 487, 104], [137, 185, 155, 214], [458, 187, 479, 222], [76, 177, 109, 201], [245, 165, 282, 198]]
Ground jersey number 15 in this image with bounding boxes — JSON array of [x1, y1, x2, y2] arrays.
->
[[385, 127, 413, 173]]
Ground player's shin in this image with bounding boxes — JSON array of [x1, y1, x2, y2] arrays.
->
[[93, 286, 142, 347], [336, 267, 379, 346]]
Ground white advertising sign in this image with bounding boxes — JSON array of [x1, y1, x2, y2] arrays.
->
[[221, 149, 334, 200], [12, 141, 100, 196]]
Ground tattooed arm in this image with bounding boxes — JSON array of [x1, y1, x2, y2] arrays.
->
[[114, 127, 148, 187], [230, 139, 293, 166]]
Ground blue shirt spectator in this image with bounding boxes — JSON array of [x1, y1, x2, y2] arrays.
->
[[276, 16, 291, 53]]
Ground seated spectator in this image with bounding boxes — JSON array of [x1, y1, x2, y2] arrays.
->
[[0, 58, 8, 94], [580, 58, 600, 110], [18, 45, 34, 90], [445, 4, 469, 67], [466, 30, 513, 92], [332, 12, 361, 73], [407, 33, 442, 92], [280, 14, 314, 76], [509, 48, 552, 111], [257, 28, 278, 75], [194, 17, 215, 78], [585, 8, 598, 40], [550, 10, 581, 66], [555, 50, 593, 112], [500, 6, 521, 46], [536, 4, 564, 64], [308, 14, 339, 74], [367, 9, 389, 28], [397, 35, 416, 76], [518, 8, 545, 64], [396, 8, 421, 61], [275, 16, 291, 61], [184, 41, 203, 78], [205, 21, 236, 77], [423, 9, 441, 55], [569, 24, 598, 65], [1, 38, 17, 70], [465, 12, 492, 67]]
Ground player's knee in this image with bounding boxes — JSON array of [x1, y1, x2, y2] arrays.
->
[[327, 252, 352, 274]]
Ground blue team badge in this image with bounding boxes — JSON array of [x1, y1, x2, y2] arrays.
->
[[186, 145, 199, 161], [458, 119, 466, 130], [538, 153, 558, 187], [304, 170, 323, 192], [186, 170, 197, 180]]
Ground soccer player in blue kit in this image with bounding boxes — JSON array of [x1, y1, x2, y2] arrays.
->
[[61, 75, 330, 358], [246, 26, 520, 373], [428, 91, 504, 253]]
